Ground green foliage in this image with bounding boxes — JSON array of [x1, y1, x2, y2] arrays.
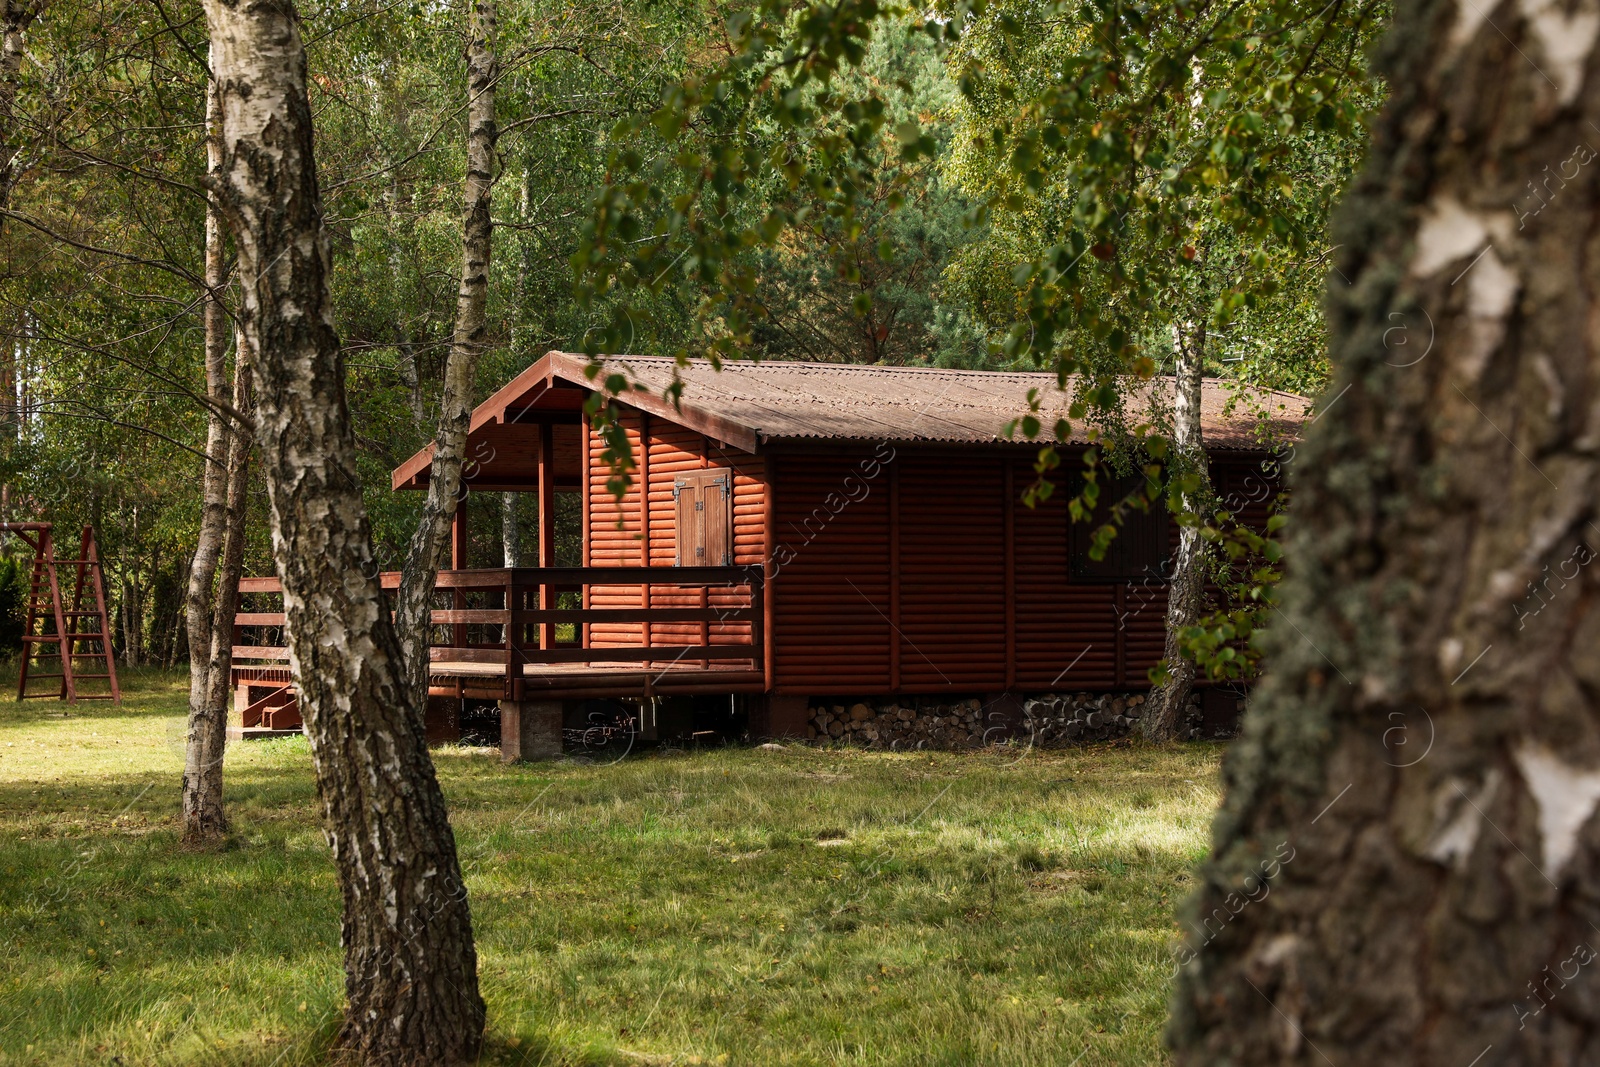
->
[[743, 24, 981, 366], [1150, 493, 1288, 684], [0, 0, 721, 625], [0, 553, 26, 655], [0, 0, 1388, 681], [577, 0, 1383, 525]]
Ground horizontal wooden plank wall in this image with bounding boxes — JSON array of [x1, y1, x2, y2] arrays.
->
[[586, 408, 765, 653], [587, 409, 645, 647], [898, 456, 1007, 688], [769, 452, 893, 692], [769, 448, 1283, 696], [1012, 456, 1120, 688], [584, 429, 1282, 690], [774, 450, 1107, 693]]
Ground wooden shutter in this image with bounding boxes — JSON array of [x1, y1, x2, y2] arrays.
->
[[673, 469, 733, 566], [674, 474, 697, 565], [704, 470, 731, 565]]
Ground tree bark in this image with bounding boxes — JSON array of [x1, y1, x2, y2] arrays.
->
[[384, 172, 426, 429], [0, 1, 41, 235], [183, 345, 251, 847], [0, 3, 36, 496], [1143, 320, 1207, 742], [181, 61, 233, 847], [200, 2, 484, 1063], [501, 491, 519, 566], [121, 505, 142, 668], [393, 0, 498, 713], [1171, 2, 1600, 1064], [192, 347, 252, 828]]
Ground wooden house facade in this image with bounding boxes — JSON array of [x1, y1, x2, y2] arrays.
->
[[231, 352, 1306, 752]]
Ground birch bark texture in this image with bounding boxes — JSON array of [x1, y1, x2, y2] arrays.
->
[[181, 66, 234, 846], [1171, 1, 1600, 1062], [199, 2, 484, 1062], [394, 0, 498, 712], [183, 344, 252, 846], [1143, 320, 1207, 742], [501, 491, 519, 566]]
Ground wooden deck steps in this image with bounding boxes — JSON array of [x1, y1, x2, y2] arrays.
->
[[240, 683, 301, 730]]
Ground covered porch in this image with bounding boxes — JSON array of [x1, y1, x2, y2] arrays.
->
[[231, 360, 768, 739], [233, 563, 763, 691], [228, 563, 765, 747]]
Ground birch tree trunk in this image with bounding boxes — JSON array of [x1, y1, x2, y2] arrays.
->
[[394, 0, 498, 712], [1171, 2, 1600, 1063], [193, 351, 252, 819], [384, 173, 426, 429], [1143, 320, 1207, 742], [200, 2, 484, 1062], [183, 345, 251, 846], [501, 492, 519, 566], [207, 346, 252, 678], [181, 64, 233, 846]]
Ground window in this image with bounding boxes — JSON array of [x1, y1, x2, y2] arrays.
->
[[674, 469, 733, 566], [1068, 474, 1171, 582]]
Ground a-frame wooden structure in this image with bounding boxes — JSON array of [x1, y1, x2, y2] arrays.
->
[[5, 523, 120, 704]]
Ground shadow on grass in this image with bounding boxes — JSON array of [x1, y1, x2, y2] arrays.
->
[[0, 716, 1223, 1066]]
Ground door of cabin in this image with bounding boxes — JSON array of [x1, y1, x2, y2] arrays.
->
[[674, 469, 732, 566]]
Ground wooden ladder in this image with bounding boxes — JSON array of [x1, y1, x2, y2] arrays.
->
[[8, 523, 121, 704]]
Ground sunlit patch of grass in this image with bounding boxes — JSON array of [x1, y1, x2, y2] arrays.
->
[[0, 672, 1222, 1065]]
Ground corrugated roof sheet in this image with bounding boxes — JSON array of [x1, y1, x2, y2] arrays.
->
[[569, 353, 1308, 450]]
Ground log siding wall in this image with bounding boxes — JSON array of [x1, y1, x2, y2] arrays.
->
[[586, 410, 765, 652], [768, 447, 1277, 695]]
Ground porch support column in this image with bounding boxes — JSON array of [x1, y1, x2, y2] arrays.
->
[[451, 497, 467, 650], [499, 699, 562, 761], [451, 497, 468, 568], [538, 421, 555, 566], [639, 412, 651, 650], [537, 421, 555, 649]]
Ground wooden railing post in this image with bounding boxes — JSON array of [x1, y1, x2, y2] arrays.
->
[[538, 420, 555, 652], [451, 500, 469, 652], [505, 569, 523, 700]]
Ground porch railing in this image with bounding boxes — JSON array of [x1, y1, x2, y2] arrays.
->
[[232, 566, 765, 680]]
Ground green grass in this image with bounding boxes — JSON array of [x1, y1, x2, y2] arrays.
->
[[0, 673, 1223, 1066]]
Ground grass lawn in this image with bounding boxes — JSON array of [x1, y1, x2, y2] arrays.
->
[[0, 672, 1223, 1066]]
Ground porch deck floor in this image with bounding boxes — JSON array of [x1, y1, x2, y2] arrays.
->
[[234, 658, 766, 701]]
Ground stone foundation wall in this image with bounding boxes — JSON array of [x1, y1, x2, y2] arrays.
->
[[1024, 691, 1218, 742], [804, 689, 1233, 748], [806, 697, 997, 748]]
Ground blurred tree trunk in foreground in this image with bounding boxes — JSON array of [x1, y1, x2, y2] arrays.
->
[[1172, 1, 1600, 1063]]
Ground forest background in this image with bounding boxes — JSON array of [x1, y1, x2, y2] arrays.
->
[[0, 0, 1361, 667]]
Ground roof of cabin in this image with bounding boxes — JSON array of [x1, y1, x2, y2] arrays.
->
[[392, 351, 1310, 488]]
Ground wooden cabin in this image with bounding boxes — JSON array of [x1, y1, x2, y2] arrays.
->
[[231, 352, 1306, 754]]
